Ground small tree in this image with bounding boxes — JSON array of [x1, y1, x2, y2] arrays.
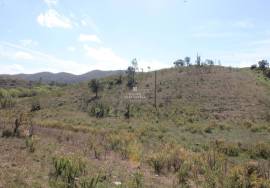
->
[[173, 59, 185, 67], [205, 59, 214, 66], [116, 74, 123, 85], [132, 58, 139, 72], [88, 79, 101, 98], [126, 66, 136, 88], [185, 57, 191, 66], [126, 58, 138, 89], [250, 64, 257, 70], [258, 60, 269, 70], [195, 54, 201, 66]]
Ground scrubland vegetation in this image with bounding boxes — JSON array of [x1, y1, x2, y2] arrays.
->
[[0, 63, 270, 187]]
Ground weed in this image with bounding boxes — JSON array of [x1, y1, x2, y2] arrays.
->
[[88, 102, 111, 118], [0, 94, 15, 109], [93, 146, 103, 160], [148, 152, 166, 175], [177, 162, 190, 186], [25, 137, 35, 153], [51, 155, 86, 187], [129, 171, 144, 188], [79, 175, 100, 188], [249, 142, 270, 159]]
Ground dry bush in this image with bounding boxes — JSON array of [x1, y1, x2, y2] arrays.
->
[[249, 142, 270, 159], [148, 144, 190, 175], [1, 129, 13, 137], [148, 151, 167, 175], [213, 140, 241, 157]]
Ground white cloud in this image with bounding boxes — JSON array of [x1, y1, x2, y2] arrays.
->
[[37, 9, 72, 29], [194, 20, 254, 39], [19, 39, 38, 47], [250, 39, 270, 46], [83, 19, 100, 33], [0, 41, 169, 74], [202, 44, 270, 68], [14, 51, 34, 60], [83, 45, 128, 69], [81, 20, 87, 26], [67, 46, 76, 52], [0, 64, 26, 74], [79, 34, 101, 43], [83, 44, 169, 71], [192, 32, 235, 38], [0, 41, 89, 74], [43, 0, 58, 6], [233, 20, 254, 29]]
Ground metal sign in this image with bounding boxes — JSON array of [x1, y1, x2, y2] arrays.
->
[[124, 87, 151, 101]]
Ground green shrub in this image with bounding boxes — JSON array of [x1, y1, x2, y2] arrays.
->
[[0, 94, 15, 109], [52, 155, 86, 187], [31, 99, 41, 112], [264, 68, 270, 78], [8, 88, 20, 97], [0, 88, 7, 97], [79, 176, 100, 188], [250, 125, 268, 133], [88, 102, 111, 118], [177, 163, 190, 186], [129, 172, 144, 188], [115, 75, 122, 85]]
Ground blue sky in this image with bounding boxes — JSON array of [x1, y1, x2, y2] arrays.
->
[[1, 0, 270, 74]]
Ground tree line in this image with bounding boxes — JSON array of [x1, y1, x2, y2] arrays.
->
[[173, 54, 217, 67]]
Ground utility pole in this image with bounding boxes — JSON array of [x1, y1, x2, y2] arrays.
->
[[154, 71, 157, 109]]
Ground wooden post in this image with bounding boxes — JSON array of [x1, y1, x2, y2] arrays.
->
[[154, 71, 157, 109]]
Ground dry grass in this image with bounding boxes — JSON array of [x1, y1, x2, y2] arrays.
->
[[0, 66, 270, 187]]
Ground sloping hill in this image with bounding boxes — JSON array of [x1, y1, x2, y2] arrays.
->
[[1, 66, 270, 188], [14, 72, 77, 84], [70, 66, 270, 121]]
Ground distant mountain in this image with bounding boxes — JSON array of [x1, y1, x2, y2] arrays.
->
[[1, 70, 124, 84]]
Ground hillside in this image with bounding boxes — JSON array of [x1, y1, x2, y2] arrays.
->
[[1, 70, 124, 84], [0, 76, 29, 88], [0, 66, 270, 187]]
